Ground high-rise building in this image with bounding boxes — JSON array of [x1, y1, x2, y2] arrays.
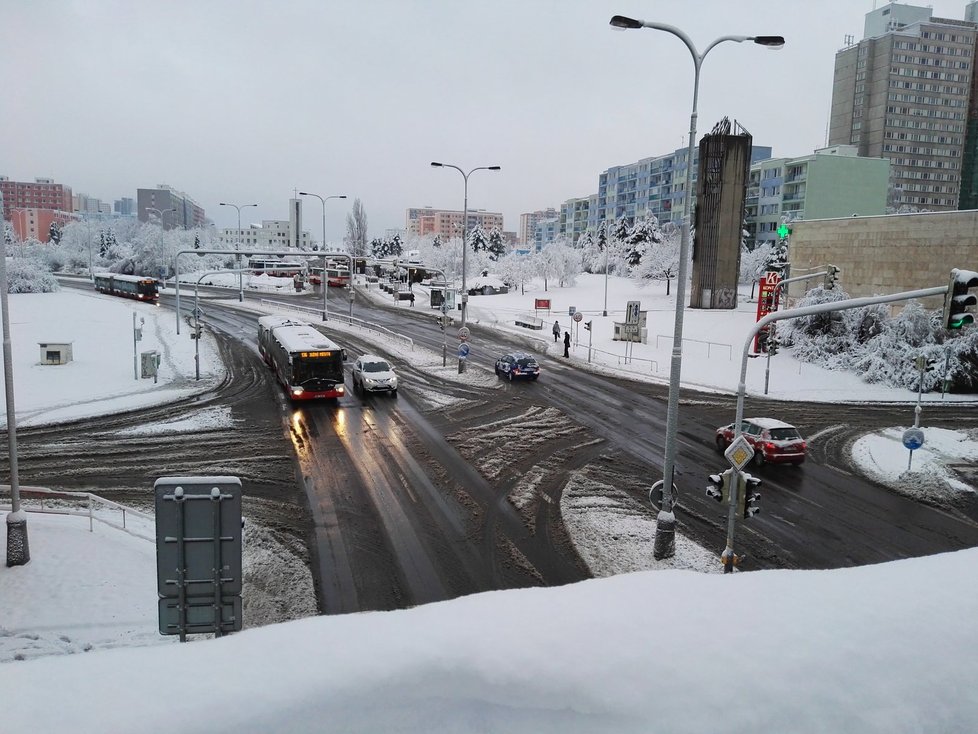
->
[[405, 207, 504, 239], [519, 209, 557, 246], [114, 197, 135, 216], [828, 2, 978, 211], [137, 184, 205, 229]]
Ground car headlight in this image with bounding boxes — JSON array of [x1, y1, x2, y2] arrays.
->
[[292, 387, 304, 395]]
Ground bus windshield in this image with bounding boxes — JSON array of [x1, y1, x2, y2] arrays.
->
[[292, 353, 344, 385]]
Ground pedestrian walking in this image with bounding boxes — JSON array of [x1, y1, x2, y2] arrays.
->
[[563, 331, 571, 358], [552, 320, 560, 342], [409, 292, 416, 307]]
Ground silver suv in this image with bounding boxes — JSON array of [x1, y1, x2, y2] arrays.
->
[[351, 354, 398, 397]]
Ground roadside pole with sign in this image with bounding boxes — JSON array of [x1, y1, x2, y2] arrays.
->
[[457, 326, 470, 374], [625, 300, 641, 363]]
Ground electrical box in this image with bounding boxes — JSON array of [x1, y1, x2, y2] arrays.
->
[[141, 350, 160, 378]]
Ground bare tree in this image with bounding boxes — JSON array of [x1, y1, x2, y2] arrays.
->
[[345, 198, 368, 257]]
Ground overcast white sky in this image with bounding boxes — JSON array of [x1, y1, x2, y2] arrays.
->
[[2, 1, 971, 240]]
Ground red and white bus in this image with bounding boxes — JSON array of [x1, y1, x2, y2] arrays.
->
[[326, 265, 351, 288], [257, 315, 346, 400]]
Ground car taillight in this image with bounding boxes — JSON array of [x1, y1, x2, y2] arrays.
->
[[799, 442, 807, 451]]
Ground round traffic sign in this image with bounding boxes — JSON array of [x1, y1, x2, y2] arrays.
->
[[902, 428, 925, 451], [457, 326, 470, 341], [458, 343, 470, 359], [573, 312, 583, 323]]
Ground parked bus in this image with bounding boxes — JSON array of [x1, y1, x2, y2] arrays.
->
[[93, 273, 159, 302], [325, 265, 351, 288], [257, 315, 346, 400], [248, 257, 305, 277]]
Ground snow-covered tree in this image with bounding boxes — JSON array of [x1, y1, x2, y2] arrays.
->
[[48, 222, 62, 244], [389, 233, 403, 258], [486, 228, 506, 261], [345, 198, 368, 256], [740, 241, 773, 284], [4, 257, 60, 293], [632, 222, 680, 294], [494, 252, 534, 295], [468, 225, 488, 255], [623, 214, 664, 268]]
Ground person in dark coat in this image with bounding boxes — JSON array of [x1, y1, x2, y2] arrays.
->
[[552, 321, 560, 342], [409, 292, 415, 307], [563, 331, 571, 358]]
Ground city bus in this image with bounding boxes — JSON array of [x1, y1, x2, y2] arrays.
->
[[248, 257, 305, 277], [325, 265, 351, 287], [93, 273, 159, 302], [257, 315, 346, 400]]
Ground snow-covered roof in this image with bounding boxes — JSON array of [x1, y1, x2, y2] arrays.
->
[[746, 417, 795, 430]]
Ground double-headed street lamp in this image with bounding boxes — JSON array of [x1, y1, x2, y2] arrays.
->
[[298, 192, 346, 251], [430, 162, 501, 328], [146, 207, 176, 283], [609, 15, 784, 560], [219, 202, 258, 302], [298, 192, 347, 321]]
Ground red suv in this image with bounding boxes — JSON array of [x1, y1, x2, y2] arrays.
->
[[715, 418, 806, 466]]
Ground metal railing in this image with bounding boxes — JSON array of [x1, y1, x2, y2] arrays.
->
[[0, 485, 154, 542], [586, 345, 658, 373], [260, 298, 414, 350], [655, 333, 732, 360]]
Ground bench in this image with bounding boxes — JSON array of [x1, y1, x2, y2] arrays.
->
[[515, 315, 544, 330]]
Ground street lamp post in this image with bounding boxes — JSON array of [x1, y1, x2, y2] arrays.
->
[[145, 207, 176, 283], [298, 192, 347, 321], [218, 202, 258, 302], [609, 14, 784, 559], [1, 191, 29, 566], [430, 162, 501, 328]]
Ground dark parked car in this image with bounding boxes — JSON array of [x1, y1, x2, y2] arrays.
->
[[494, 352, 540, 381], [715, 417, 806, 466]]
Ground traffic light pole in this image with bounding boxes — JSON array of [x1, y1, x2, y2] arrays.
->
[[723, 283, 947, 568]]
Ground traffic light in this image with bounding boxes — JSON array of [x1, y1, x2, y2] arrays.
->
[[584, 320, 592, 332], [706, 469, 732, 504], [738, 472, 761, 519], [823, 264, 840, 290], [943, 268, 978, 329]]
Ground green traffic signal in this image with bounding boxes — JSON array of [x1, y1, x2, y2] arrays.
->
[[943, 268, 978, 329]]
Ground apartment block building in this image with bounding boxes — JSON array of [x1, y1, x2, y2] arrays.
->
[[137, 184, 206, 229], [405, 207, 504, 239], [829, 2, 978, 211], [746, 145, 891, 244], [519, 208, 557, 246], [1, 176, 76, 242]]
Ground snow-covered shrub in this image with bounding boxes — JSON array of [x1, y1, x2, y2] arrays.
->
[[782, 286, 978, 392], [4, 257, 60, 293]]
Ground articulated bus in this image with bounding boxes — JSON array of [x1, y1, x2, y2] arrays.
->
[[257, 315, 346, 400], [93, 273, 160, 302]]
